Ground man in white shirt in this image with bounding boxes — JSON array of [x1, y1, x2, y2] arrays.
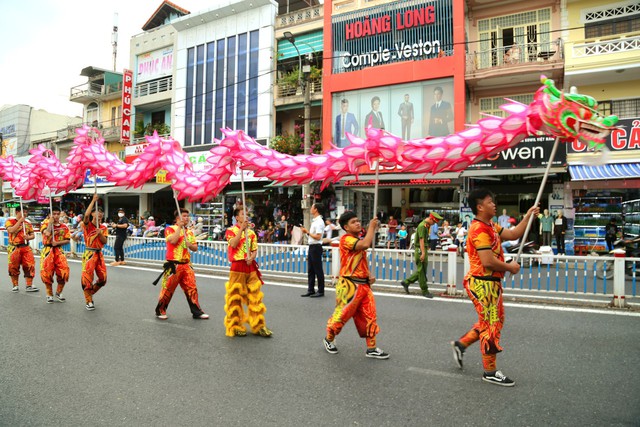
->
[[300, 203, 325, 298], [498, 209, 510, 229]]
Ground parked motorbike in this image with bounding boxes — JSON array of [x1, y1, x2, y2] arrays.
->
[[504, 241, 540, 267], [595, 236, 640, 280], [210, 224, 223, 241]]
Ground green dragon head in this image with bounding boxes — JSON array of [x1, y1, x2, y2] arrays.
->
[[532, 76, 618, 150]]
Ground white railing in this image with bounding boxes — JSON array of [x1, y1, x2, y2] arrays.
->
[[134, 76, 173, 98], [1, 231, 635, 305], [467, 40, 563, 72], [572, 34, 640, 57], [277, 5, 323, 28]]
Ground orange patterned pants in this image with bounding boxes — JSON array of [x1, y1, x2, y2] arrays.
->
[[8, 245, 35, 287], [461, 276, 505, 355], [40, 246, 70, 296], [224, 261, 267, 336], [81, 250, 107, 304], [155, 263, 205, 317], [326, 277, 379, 348]]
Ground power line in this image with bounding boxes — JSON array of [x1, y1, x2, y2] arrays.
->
[[8, 15, 638, 141]]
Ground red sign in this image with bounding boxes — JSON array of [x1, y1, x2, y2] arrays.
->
[[344, 179, 452, 187], [569, 118, 640, 153], [121, 69, 133, 145], [345, 6, 436, 40]]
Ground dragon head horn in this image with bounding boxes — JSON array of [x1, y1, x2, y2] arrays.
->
[[541, 75, 563, 98]]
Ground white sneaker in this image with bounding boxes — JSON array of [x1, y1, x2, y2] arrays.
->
[[11, 286, 19, 292], [25, 286, 40, 292], [46, 296, 54, 304], [86, 302, 95, 311], [193, 313, 209, 319], [55, 293, 66, 302], [156, 314, 168, 320]]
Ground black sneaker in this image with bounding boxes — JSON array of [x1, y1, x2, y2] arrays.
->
[[400, 280, 409, 294], [482, 370, 515, 387], [365, 347, 390, 359], [423, 292, 434, 299], [451, 341, 465, 369], [323, 338, 338, 354]]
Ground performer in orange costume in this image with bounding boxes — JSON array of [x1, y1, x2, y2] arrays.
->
[[223, 207, 272, 337], [323, 211, 389, 359], [81, 194, 108, 311], [450, 188, 538, 387], [40, 206, 71, 303], [155, 208, 209, 320], [6, 206, 38, 292]]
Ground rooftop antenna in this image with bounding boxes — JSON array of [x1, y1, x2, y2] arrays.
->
[[112, 13, 119, 71]]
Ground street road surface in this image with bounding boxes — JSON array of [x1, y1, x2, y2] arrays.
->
[[1, 257, 639, 426]]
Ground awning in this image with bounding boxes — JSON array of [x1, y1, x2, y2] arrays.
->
[[68, 183, 170, 195], [569, 163, 640, 181], [278, 31, 323, 61], [225, 189, 268, 196], [462, 167, 566, 177], [109, 183, 170, 194]]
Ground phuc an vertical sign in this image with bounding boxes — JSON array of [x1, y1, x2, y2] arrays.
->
[[121, 69, 133, 145]]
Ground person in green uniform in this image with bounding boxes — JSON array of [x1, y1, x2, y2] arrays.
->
[[400, 211, 442, 298]]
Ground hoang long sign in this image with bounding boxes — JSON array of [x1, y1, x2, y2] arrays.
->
[[331, 0, 453, 73]]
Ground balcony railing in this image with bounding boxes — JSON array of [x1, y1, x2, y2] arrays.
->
[[134, 76, 173, 98], [277, 5, 323, 28], [572, 33, 640, 58], [276, 79, 322, 99], [466, 40, 563, 73], [70, 82, 102, 100]]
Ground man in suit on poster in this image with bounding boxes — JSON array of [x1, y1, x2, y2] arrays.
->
[[334, 99, 359, 148], [364, 96, 385, 132], [428, 86, 453, 137], [397, 94, 414, 140]]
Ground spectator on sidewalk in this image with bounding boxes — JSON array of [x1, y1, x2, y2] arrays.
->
[[300, 203, 325, 298]]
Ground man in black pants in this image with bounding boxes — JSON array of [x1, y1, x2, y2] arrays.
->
[[110, 208, 129, 266], [300, 203, 325, 298]]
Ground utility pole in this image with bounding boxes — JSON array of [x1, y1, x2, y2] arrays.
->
[[302, 54, 312, 231], [112, 13, 119, 72]]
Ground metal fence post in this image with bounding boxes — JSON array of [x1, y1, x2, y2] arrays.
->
[[447, 245, 458, 295], [611, 249, 627, 308], [331, 241, 340, 285]]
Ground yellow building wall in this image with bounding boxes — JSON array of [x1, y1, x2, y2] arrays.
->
[[564, 1, 640, 71], [570, 81, 640, 101]]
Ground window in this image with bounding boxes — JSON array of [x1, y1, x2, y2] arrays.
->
[[111, 106, 121, 127], [585, 15, 640, 38], [612, 98, 640, 119], [86, 102, 98, 126], [478, 8, 551, 68]]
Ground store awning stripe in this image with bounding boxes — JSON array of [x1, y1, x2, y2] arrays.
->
[[277, 31, 323, 61], [569, 163, 640, 180]]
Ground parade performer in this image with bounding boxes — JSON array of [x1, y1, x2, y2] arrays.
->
[[401, 211, 442, 298], [223, 207, 272, 337], [155, 208, 209, 320], [323, 211, 389, 359], [80, 194, 108, 311], [450, 188, 538, 386], [40, 206, 71, 303], [6, 206, 38, 292]]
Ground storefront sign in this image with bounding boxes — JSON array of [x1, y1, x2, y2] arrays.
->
[[332, 0, 452, 73], [568, 118, 640, 153], [121, 69, 133, 145], [83, 170, 112, 186], [124, 142, 150, 164], [344, 179, 453, 187], [465, 135, 566, 170], [156, 169, 167, 184], [137, 47, 173, 83]]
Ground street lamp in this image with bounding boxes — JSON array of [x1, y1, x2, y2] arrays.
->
[[283, 31, 312, 231]]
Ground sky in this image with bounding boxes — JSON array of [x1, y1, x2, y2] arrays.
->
[[1, 0, 216, 117]]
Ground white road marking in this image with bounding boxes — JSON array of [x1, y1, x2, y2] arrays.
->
[[96, 263, 640, 317]]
